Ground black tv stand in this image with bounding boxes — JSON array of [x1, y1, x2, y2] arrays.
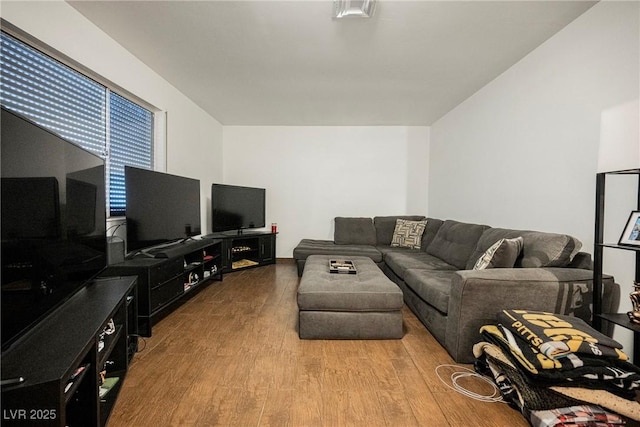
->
[[103, 238, 223, 336], [1, 276, 138, 427], [207, 231, 276, 273]]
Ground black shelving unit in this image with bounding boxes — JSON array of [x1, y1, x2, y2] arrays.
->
[[103, 238, 222, 336], [593, 168, 640, 362], [1, 276, 137, 427], [207, 231, 276, 273]]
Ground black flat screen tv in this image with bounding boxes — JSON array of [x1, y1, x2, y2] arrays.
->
[[1, 107, 107, 351], [125, 166, 201, 253], [211, 184, 266, 233]]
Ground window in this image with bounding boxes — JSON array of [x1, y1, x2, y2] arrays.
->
[[108, 92, 154, 215], [0, 31, 153, 216]]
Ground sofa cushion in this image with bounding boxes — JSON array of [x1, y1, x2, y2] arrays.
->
[[373, 215, 426, 245], [473, 236, 523, 270], [384, 249, 456, 280], [519, 231, 582, 268], [466, 228, 582, 269], [404, 269, 458, 314], [426, 220, 490, 269], [293, 239, 383, 263], [421, 217, 444, 251], [390, 219, 428, 249], [334, 217, 377, 245]]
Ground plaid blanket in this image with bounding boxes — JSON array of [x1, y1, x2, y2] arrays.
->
[[529, 406, 625, 427]]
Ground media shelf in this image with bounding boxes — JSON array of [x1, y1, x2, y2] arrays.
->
[[206, 231, 276, 273], [103, 238, 222, 336], [593, 168, 640, 363], [1, 276, 137, 427]]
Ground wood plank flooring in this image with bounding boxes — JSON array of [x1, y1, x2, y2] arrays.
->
[[107, 260, 528, 427]]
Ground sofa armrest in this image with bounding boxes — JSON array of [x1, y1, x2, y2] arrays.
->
[[443, 267, 618, 364], [567, 251, 593, 270]]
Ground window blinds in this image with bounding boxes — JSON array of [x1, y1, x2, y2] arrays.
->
[[0, 31, 153, 216], [108, 92, 153, 215]]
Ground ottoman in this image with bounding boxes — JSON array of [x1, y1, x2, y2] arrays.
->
[[297, 255, 404, 339]]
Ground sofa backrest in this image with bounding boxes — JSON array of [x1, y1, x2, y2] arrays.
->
[[334, 217, 377, 245], [373, 215, 427, 246], [464, 228, 524, 270], [518, 231, 582, 268], [465, 227, 583, 270], [426, 220, 490, 269], [421, 217, 444, 251]]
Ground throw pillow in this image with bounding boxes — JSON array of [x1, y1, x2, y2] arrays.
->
[[473, 236, 524, 270], [390, 219, 427, 249]]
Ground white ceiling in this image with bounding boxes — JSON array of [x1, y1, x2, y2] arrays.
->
[[68, 1, 597, 126]]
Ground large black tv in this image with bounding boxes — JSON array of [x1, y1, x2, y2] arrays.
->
[[125, 166, 202, 253], [211, 184, 266, 233], [1, 108, 107, 351]]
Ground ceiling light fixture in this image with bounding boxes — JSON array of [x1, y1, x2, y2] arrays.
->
[[333, 0, 376, 19]]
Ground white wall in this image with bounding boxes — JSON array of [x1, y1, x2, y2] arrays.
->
[[429, 2, 639, 354], [406, 127, 431, 214], [0, 1, 224, 235], [222, 126, 429, 257]]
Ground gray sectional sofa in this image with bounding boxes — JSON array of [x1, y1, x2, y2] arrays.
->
[[293, 216, 620, 363]]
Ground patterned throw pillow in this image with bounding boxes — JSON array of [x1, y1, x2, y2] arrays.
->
[[473, 236, 524, 270], [390, 219, 428, 249]]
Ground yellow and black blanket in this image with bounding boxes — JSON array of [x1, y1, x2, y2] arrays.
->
[[473, 341, 638, 424], [480, 324, 640, 400], [497, 310, 626, 361]]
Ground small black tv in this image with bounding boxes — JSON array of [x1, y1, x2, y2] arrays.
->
[[211, 184, 266, 233], [1, 107, 107, 351], [125, 166, 201, 252]]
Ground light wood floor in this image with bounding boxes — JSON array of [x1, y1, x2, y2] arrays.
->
[[107, 260, 529, 427]]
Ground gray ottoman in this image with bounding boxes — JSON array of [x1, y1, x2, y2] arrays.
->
[[297, 255, 404, 339]]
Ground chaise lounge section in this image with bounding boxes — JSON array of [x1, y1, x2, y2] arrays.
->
[[293, 216, 620, 363]]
